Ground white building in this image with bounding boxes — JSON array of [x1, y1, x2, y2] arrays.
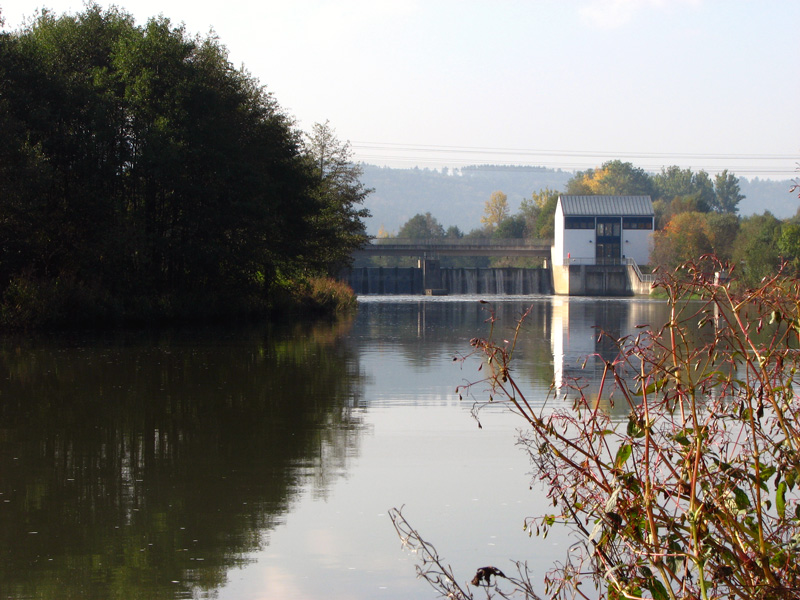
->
[[553, 195, 654, 267]]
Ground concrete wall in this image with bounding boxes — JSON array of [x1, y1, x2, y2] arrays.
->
[[345, 266, 552, 295], [551, 263, 655, 296]]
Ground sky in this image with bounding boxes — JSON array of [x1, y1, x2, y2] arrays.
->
[[2, 0, 799, 179]]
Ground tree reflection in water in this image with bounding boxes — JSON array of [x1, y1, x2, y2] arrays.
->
[[0, 318, 365, 599]]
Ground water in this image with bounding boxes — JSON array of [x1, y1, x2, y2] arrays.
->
[[0, 296, 672, 599]]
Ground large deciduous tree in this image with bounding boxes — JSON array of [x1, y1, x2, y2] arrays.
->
[[650, 212, 714, 269], [711, 169, 745, 214], [397, 213, 445, 239], [566, 160, 654, 196], [0, 5, 365, 325], [303, 121, 371, 275], [732, 212, 782, 287], [480, 190, 509, 232]]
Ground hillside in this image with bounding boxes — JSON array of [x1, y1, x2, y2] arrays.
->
[[359, 164, 797, 235], [360, 164, 572, 235]]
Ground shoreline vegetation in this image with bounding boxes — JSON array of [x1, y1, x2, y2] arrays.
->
[[0, 5, 368, 330], [0, 273, 358, 330], [393, 257, 800, 599]]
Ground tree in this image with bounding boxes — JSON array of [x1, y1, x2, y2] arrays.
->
[[778, 222, 800, 273], [397, 212, 445, 239], [445, 225, 463, 239], [732, 212, 781, 287], [480, 191, 509, 232], [650, 212, 713, 269], [493, 215, 525, 239], [525, 188, 560, 239], [653, 166, 715, 207], [566, 160, 654, 197], [0, 5, 364, 325], [303, 121, 371, 275], [712, 169, 745, 214], [653, 167, 715, 223], [704, 212, 739, 262]]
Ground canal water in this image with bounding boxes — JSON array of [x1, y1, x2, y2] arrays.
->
[[0, 296, 672, 599]]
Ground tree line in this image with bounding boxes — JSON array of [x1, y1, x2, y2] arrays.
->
[[379, 159, 799, 286], [0, 5, 370, 327]]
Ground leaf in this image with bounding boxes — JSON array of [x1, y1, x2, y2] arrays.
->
[[759, 464, 777, 484], [646, 578, 670, 600], [614, 444, 632, 469], [627, 415, 645, 439], [674, 434, 690, 447], [777, 481, 787, 519], [786, 468, 797, 491], [733, 487, 751, 511]]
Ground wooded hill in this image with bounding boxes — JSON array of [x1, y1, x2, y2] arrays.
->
[[360, 164, 796, 236]]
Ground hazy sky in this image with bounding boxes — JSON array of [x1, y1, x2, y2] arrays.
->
[[2, 0, 799, 178]]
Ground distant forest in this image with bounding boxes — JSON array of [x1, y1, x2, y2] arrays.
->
[[360, 164, 796, 236]]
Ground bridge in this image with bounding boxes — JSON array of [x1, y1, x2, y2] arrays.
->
[[352, 238, 552, 258]]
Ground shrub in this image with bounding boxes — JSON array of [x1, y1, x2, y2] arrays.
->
[[393, 257, 800, 600]]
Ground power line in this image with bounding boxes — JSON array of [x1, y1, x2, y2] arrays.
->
[[352, 141, 798, 161], [351, 142, 800, 177]]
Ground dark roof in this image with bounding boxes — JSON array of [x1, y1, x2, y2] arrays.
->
[[559, 195, 654, 216]]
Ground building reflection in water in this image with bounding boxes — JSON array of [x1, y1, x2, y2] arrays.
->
[[551, 297, 671, 400]]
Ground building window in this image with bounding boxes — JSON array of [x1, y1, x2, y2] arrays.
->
[[565, 216, 594, 229], [623, 217, 653, 230], [596, 219, 620, 237]]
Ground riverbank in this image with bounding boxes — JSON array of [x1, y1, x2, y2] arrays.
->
[[0, 275, 357, 330]]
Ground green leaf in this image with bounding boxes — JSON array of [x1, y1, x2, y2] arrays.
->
[[614, 444, 632, 469], [627, 416, 645, 439], [733, 487, 751, 511], [674, 434, 690, 447], [646, 578, 670, 600], [777, 481, 787, 519], [787, 468, 797, 491]]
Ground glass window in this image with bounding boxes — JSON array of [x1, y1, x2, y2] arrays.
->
[[623, 217, 653, 230], [565, 217, 594, 229]]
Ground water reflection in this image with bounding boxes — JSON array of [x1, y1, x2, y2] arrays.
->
[[0, 297, 676, 600], [0, 319, 365, 599], [551, 297, 671, 396]]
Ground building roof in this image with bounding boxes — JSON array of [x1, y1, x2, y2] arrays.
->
[[559, 195, 654, 217]]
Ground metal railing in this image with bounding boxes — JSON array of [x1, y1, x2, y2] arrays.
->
[[624, 257, 657, 284], [369, 237, 551, 247]]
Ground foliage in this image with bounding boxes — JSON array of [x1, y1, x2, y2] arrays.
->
[[522, 188, 560, 240], [481, 191, 510, 232], [705, 213, 740, 262], [732, 213, 782, 288], [0, 5, 368, 326], [777, 223, 800, 274], [293, 276, 358, 314], [712, 170, 746, 214], [398, 212, 446, 239], [394, 258, 800, 600], [494, 215, 526, 239], [303, 121, 371, 275], [651, 212, 722, 270], [566, 160, 655, 197]]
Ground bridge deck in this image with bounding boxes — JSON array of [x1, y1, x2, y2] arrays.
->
[[353, 238, 552, 258]]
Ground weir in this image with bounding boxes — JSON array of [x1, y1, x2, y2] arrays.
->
[[346, 265, 551, 295]]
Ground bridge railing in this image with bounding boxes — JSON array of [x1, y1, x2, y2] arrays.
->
[[367, 237, 552, 247]]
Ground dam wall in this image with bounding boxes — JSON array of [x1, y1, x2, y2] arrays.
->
[[346, 266, 552, 295]]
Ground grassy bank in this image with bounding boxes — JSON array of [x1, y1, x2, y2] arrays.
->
[[0, 275, 358, 330]]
